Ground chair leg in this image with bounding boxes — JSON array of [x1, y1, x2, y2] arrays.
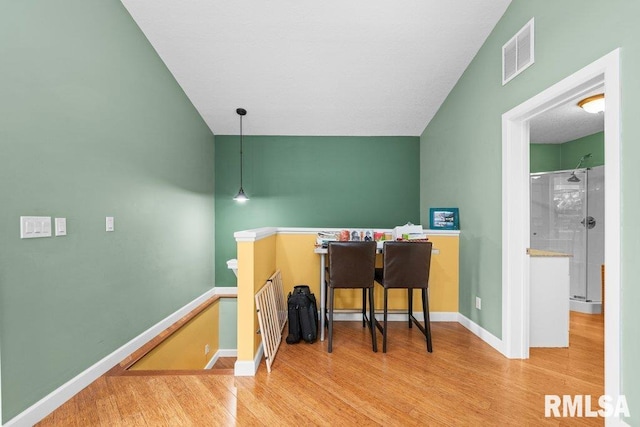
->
[[369, 287, 377, 352], [383, 287, 388, 353], [422, 288, 433, 353], [408, 288, 413, 328], [362, 288, 366, 327], [328, 287, 334, 353]]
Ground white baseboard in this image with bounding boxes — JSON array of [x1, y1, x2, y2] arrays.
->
[[457, 313, 504, 355], [204, 353, 218, 370], [205, 348, 238, 369], [234, 343, 263, 376], [217, 349, 238, 358], [3, 287, 220, 427]]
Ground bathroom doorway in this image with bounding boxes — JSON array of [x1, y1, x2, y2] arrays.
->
[[501, 48, 620, 403], [528, 82, 605, 316]]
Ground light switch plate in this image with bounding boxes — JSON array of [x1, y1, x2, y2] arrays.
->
[[106, 216, 114, 232], [55, 218, 67, 236], [20, 216, 52, 239]]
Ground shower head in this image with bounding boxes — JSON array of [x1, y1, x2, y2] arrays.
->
[[567, 153, 593, 182]]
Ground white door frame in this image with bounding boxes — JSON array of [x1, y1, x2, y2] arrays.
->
[[501, 48, 621, 401]]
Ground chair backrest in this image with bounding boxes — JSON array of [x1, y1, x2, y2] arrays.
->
[[328, 241, 376, 289], [382, 241, 433, 289]]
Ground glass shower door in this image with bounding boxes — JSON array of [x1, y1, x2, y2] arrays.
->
[[530, 170, 588, 300]]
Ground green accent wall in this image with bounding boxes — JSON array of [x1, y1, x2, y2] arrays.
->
[[531, 131, 604, 172], [420, 1, 639, 421], [530, 144, 562, 173], [214, 135, 420, 286], [560, 131, 605, 170], [0, 1, 214, 422]]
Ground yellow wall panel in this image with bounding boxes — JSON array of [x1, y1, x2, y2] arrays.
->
[[273, 233, 459, 312], [237, 240, 256, 361], [237, 235, 278, 361], [276, 234, 320, 295], [130, 301, 219, 370]]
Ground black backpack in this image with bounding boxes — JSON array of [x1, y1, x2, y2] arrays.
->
[[285, 285, 318, 344]]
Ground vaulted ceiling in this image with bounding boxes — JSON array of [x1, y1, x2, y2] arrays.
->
[[121, 0, 512, 136]]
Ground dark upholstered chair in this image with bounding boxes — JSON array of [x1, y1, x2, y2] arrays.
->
[[326, 241, 377, 353], [374, 241, 433, 353]]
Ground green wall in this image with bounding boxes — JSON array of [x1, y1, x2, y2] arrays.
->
[[560, 131, 605, 170], [0, 1, 214, 422], [531, 131, 604, 172], [420, 1, 639, 421], [530, 144, 562, 173], [215, 135, 420, 286]]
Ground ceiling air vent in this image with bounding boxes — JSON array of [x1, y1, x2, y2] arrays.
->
[[502, 18, 534, 85]]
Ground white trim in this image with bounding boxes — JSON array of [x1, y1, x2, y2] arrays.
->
[[233, 227, 277, 242], [204, 353, 218, 370], [278, 227, 460, 236], [214, 286, 237, 296], [2, 287, 218, 427], [457, 313, 504, 355], [204, 349, 238, 370], [234, 343, 264, 376], [216, 349, 238, 358], [237, 226, 460, 238], [501, 49, 621, 416]]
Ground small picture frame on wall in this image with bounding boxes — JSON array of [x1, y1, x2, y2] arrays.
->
[[430, 208, 460, 230]]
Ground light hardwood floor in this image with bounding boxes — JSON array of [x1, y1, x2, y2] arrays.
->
[[38, 312, 603, 426]]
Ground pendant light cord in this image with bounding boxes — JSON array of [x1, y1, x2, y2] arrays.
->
[[239, 114, 244, 188]]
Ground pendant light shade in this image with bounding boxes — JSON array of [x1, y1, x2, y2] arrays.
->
[[233, 187, 249, 202], [233, 108, 249, 202]]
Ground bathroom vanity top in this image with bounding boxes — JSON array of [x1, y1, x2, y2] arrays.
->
[[527, 248, 572, 257]]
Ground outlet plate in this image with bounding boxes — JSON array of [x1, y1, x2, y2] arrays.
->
[[204, 344, 210, 355], [475, 297, 482, 310]]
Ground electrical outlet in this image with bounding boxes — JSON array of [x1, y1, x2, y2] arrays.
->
[[475, 297, 482, 310], [204, 344, 210, 355]]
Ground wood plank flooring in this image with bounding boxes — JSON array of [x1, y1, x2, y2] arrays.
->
[[38, 312, 603, 426]]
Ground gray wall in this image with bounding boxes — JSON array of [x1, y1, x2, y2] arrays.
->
[[0, 1, 215, 421], [420, 0, 640, 421]]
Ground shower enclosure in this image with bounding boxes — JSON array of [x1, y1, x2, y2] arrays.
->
[[530, 166, 604, 313]]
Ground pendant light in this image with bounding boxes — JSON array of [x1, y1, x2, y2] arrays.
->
[[233, 108, 249, 202]]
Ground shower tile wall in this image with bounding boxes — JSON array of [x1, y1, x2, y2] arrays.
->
[[530, 166, 604, 303]]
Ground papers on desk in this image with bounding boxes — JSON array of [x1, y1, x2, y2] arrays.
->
[[392, 223, 424, 240], [317, 225, 427, 248], [316, 232, 339, 247]]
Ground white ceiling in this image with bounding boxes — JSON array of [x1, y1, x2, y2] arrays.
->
[[120, 0, 512, 136], [529, 86, 605, 144]]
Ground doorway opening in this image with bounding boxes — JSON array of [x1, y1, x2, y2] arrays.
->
[[501, 49, 620, 403]]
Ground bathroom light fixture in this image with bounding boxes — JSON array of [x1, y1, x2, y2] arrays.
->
[[577, 93, 605, 114], [233, 108, 249, 202]]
